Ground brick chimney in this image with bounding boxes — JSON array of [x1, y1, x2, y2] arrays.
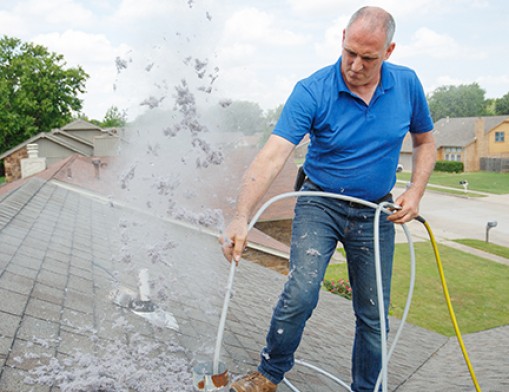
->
[[4, 148, 28, 183]]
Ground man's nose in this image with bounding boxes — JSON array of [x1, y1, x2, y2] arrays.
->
[[351, 56, 363, 72]]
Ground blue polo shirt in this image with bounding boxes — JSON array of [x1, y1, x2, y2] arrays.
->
[[273, 57, 434, 201]]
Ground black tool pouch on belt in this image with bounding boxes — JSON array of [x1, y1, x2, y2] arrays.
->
[[294, 166, 306, 191]]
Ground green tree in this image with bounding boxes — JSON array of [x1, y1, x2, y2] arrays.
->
[[427, 83, 486, 122], [494, 92, 509, 115], [218, 100, 265, 135], [0, 36, 88, 153], [484, 98, 497, 116], [72, 113, 102, 127], [101, 105, 127, 128], [259, 104, 284, 146]]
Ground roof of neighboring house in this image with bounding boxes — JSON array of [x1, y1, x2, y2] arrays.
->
[[0, 119, 107, 160], [433, 115, 508, 148], [0, 131, 88, 161], [61, 118, 102, 131], [53, 128, 93, 147], [401, 115, 509, 152], [2, 153, 507, 391]]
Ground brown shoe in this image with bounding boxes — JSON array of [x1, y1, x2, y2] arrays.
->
[[230, 371, 277, 392]]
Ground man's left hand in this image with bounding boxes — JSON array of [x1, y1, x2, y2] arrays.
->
[[387, 188, 421, 224]]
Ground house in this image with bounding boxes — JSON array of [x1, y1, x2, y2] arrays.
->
[[400, 115, 509, 172], [0, 119, 120, 183]]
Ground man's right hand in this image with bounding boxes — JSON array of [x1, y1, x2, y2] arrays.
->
[[218, 135, 296, 265], [219, 215, 249, 265]]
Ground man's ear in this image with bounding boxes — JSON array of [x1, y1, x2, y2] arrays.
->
[[384, 42, 396, 60]]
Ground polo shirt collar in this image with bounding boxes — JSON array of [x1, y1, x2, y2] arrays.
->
[[336, 57, 395, 94]]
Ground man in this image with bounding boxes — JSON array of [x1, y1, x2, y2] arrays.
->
[[220, 6, 436, 392]]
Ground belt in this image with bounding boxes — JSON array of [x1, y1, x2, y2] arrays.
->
[[303, 179, 392, 208], [347, 193, 393, 208]]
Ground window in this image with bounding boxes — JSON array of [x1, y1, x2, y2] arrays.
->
[[495, 131, 505, 142], [444, 147, 462, 161]]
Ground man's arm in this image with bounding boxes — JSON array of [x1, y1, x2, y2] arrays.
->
[[389, 131, 436, 224], [220, 135, 295, 263]]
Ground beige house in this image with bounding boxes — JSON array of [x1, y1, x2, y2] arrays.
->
[[0, 119, 120, 182], [400, 115, 509, 172]]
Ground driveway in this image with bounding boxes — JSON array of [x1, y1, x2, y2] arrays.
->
[[393, 187, 509, 248]]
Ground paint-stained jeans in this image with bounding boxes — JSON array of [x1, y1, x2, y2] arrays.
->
[[258, 182, 395, 392]]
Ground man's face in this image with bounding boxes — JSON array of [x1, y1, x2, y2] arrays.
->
[[341, 23, 395, 89]]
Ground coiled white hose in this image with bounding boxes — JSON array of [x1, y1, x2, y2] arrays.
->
[[213, 191, 416, 392]]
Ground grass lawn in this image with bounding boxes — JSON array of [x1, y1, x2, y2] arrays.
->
[[453, 239, 509, 259], [324, 242, 509, 336], [0, 176, 4, 185], [397, 171, 509, 195]]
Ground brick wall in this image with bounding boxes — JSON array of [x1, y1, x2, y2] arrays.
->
[[3, 148, 28, 183]]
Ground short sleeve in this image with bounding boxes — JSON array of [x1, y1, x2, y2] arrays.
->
[[410, 76, 434, 134], [272, 82, 317, 145]]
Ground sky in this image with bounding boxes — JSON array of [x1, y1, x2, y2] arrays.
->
[[1, 0, 508, 121]]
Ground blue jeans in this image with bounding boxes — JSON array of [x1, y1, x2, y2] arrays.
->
[[258, 182, 395, 392]]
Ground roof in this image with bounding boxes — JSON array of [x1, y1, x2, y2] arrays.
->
[[0, 148, 507, 391], [0, 119, 105, 160], [61, 118, 103, 131], [433, 115, 508, 148], [400, 115, 509, 153]]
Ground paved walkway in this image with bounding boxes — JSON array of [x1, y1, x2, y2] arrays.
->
[[0, 177, 508, 391], [439, 239, 509, 266]]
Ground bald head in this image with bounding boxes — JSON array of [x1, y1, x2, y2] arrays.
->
[[346, 6, 395, 48]]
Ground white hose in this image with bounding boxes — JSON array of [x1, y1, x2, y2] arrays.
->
[[374, 202, 389, 392], [289, 359, 351, 390], [212, 212, 261, 374], [373, 205, 416, 392], [213, 259, 237, 374], [213, 190, 417, 392]]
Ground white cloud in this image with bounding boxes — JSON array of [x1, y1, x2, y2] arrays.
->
[[395, 27, 475, 60], [113, 0, 179, 21], [215, 64, 296, 110], [476, 74, 509, 98], [432, 75, 467, 89], [31, 30, 133, 119], [222, 8, 309, 46], [313, 16, 348, 62], [287, 0, 488, 21], [287, 0, 442, 18], [217, 43, 256, 65], [425, 73, 509, 98], [13, 0, 95, 28], [215, 6, 313, 108], [288, 0, 353, 16], [0, 10, 27, 37], [33, 30, 130, 67], [1, 0, 507, 119], [371, 0, 441, 17]]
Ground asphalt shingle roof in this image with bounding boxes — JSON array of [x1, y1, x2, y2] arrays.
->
[[0, 163, 508, 391], [400, 115, 509, 153], [433, 115, 508, 148]]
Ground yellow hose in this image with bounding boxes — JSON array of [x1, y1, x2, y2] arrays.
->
[[419, 217, 482, 392]]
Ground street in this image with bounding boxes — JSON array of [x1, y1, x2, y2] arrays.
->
[[393, 188, 509, 248]]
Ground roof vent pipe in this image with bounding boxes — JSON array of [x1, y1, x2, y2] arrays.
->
[[92, 158, 101, 179]]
